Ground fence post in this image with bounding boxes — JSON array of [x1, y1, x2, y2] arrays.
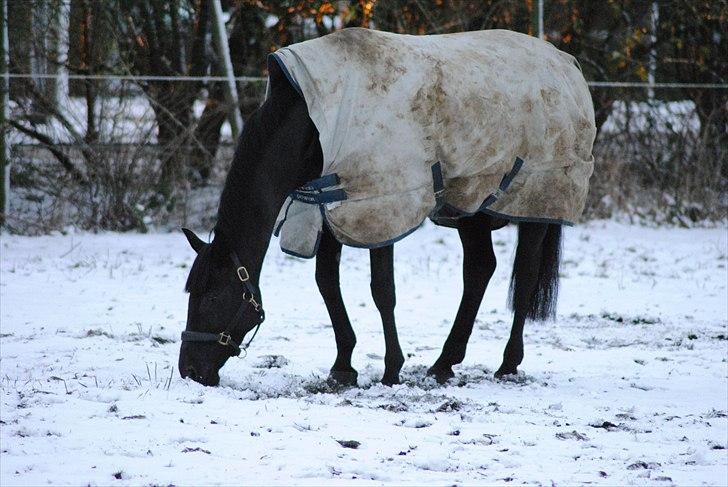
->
[[529, 0, 544, 39], [211, 0, 243, 140], [1, 0, 9, 227], [538, 0, 544, 40]]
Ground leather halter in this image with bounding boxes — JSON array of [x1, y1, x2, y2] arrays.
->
[[180, 252, 265, 356]]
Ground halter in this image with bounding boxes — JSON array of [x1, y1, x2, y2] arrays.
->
[[180, 252, 266, 356]]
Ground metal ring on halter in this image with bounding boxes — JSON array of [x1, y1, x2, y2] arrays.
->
[[236, 266, 250, 282], [180, 251, 265, 356], [243, 292, 260, 310], [217, 332, 232, 346]]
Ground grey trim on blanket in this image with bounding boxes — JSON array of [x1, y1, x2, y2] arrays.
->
[[478, 208, 575, 226], [325, 218, 423, 251], [280, 219, 421, 257]]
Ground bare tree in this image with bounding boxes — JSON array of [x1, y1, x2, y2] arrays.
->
[[112, 0, 212, 205]]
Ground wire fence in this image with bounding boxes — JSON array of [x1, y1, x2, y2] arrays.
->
[[4, 73, 727, 233], [7, 72, 728, 89]]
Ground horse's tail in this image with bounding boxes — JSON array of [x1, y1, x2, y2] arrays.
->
[[508, 223, 562, 321]]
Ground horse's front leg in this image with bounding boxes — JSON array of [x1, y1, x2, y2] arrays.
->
[[369, 245, 404, 385], [315, 228, 358, 386], [428, 213, 496, 383]]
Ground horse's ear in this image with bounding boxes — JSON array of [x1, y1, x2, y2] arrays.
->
[[182, 228, 206, 254]]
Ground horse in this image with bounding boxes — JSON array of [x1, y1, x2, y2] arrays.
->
[[178, 28, 594, 387]]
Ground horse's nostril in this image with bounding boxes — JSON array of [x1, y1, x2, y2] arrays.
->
[[185, 366, 197, 379]]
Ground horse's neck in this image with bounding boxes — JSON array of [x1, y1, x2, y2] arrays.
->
[[216, 95, 319, 283]]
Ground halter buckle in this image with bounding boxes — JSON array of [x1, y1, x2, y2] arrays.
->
[[218, 332, 232, 346], [236, 266, 250, 282]]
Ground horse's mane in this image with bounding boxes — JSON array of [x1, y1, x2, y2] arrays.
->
[[185, 73, 310, 296], [213, 95, 282, 241], [184, 97, 278, 297]]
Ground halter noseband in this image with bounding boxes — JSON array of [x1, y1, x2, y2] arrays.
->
[[180, 252, 266, 356]]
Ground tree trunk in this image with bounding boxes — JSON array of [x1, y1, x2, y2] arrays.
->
[[0, 0, 8, 226]]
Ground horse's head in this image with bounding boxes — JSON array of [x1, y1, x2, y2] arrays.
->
[[178, 228, 265, 386]]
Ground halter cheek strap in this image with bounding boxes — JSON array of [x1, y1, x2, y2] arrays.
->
[[180, 252, 266, 356]]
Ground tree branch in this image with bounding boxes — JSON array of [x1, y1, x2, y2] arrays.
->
[[8, 120, 88, 185]]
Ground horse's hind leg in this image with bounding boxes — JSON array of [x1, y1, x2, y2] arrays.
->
[[316, 227, 358, 386], [370, 245, 404, 385], [495, 222, 556, 378], [428, 213, 496, 384]]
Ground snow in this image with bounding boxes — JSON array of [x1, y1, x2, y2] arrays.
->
[[601, 100, 700, 134], [9, 96, 234, 146], [1, 220, 726, 485]]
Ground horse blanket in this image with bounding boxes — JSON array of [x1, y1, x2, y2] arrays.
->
[[271, 28, 596, 258]]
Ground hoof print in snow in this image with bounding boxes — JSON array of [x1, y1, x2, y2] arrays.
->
[[336, 439, 360, 449], [555, 430, 589, 441], [627, 461, 661, 470], [378, 402, 408, 413], [435, 399, 462, 412], [253, 355, 290, 369], [303, 377, 350, 394], [182, 447, 211, 454], [85, 329, 114, 339], [495, 372, 533, 384], [112, 471, 123, 480]]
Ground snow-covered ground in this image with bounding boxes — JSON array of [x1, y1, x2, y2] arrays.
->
[[1, 221, 726, 485]]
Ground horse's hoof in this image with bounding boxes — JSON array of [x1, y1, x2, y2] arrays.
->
[[328, 369, 358, 386], [427, 365, 454, 384], [494, 365, 518, 379], [381, 374, 400, 386]]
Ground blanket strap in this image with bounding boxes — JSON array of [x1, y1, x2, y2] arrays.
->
[[291, 173, 348, 205], [479, 156, 524, 210], [273, 174, 348, 239], [431, 162, 445, 210]]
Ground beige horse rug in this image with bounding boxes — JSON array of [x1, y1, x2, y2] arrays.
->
[[270, 28, 596, 258]]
